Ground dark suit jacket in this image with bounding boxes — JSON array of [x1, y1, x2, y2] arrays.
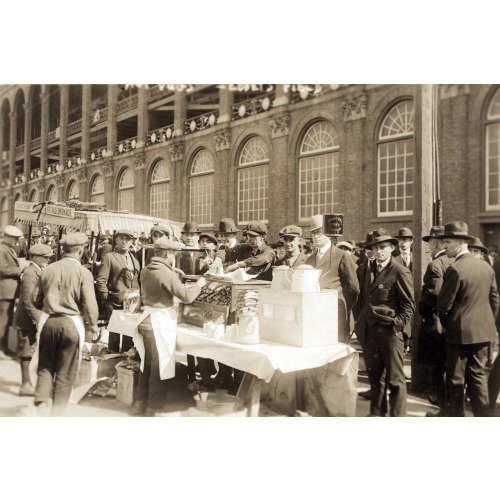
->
[[275, 252, 309, 268], [0, 241, 22, 300], [96, 251, 140, 306], [394, 252, 413, 272], [354, 256, 415, 345], [438, 252, 499, 345], [13, 263, 43, 333], [217, 243, 276, 281]]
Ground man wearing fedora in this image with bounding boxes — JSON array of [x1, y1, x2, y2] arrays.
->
[[437, 221, 499, 417], [306, 214, 359, 344], [276, 225, 308, 268], [216, 218, 239, 250], [394, 227, 413, 271], [180, 221, 201, 248], [13, 243, 54, 397], [354, 228, 415, 417], [416, 226, 454, 416], [96, 228, 141, 352]]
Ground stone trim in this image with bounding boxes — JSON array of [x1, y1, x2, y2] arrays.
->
[[269, 114, 291, 138], [341, 92, 368, 122]]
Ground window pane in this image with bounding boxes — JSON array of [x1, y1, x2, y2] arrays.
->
[[239, 136, 269, 166], [191, 149, 214, 175], [190, 174, 214, 225], [150, 181, 170, 218], [118, 188, 134, 212], [237, 165, 268, 223], [487, 123, 500, 209], [380, 101, 415, 139], [300, 121, 338, 154]]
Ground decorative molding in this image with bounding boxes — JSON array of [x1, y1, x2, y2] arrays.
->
[[21, 186, 29, 198], [168, 141, 184, 162], [269, 113, 291, 138], [439, 84, 470, 100], [36, 180, 45, 192], [103, 162, 114, 178], [23, 103, 30, 113], [214, 129, 231, 151], [56, 175, 65, 187], [341, 92, 368, 122], [133, 154, 146, 171], [77, 168, 88, 183], [9, 111, 17, 120]]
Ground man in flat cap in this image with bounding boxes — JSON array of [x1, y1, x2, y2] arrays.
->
[[13, 244, 54, 396], [416, 226, 454, 416], [306, 215, 359, 344], [134, 225, 171, 269], [96, 229, 140, 352], [437, 222, 499, 417], [0, 225, 30, 353], [276, 225, 308, 268], [354, 228, 415, 417], [34, 233, 99, 416]]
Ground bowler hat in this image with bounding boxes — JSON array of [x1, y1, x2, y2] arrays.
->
[[365, 228, 399, 249], [150, 225, 170, 237], [3, 225, 24, 238], [181, 221, 201, 234], [309, 214, 324, 232], [246, 221, 267, 236], [28, 243, 54, 257], [279, 225, 303, 237], [153, 236, 183, 251], [217, 218, 238, 234], [422, 226, 445, 242], [199, 233, 219, 246], [361, 231, 374, 248], [396, 227, 413, 239], [336, 241, 353, 251], [469, 237, 488, 254], [437, 221, 474, 241], [61, 233, 88, 246], [115, 229, 135, 238]]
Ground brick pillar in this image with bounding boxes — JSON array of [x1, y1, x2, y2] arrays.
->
[[168, 141, 185, 222], [174, 90, 187, 138], [59, 85, 69, 170], [78, 168, 88, 202], [273, 84, 290, 107], [81, 84, 91, 167], [9, 111, 16, 183], [40, 88, 49, 172], [57, 174, 66, 201], [134, 154, 146, 214], [23, 102, 32, 178], [0, 110, 4, 185], [107, 85, 117, 155], [218, 87, 233, 124], [137, 86, 148, 148], [103, 162, 114, 209], [214, 128, 232, 222]]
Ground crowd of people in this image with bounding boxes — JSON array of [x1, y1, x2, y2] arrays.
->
[[0, 214, 499, 417]]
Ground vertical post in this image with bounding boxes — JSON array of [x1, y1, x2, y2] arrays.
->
[[40, 88, 49, 173], [59, 85, 69, 173], [23, 103, 31, 178], [81, 84, 91, 166], [107, 85, 117, 155], [218, 86, 233, 124], [411, 84, 435, 391], [173, 89, 187, 138], [9, 111, 16, 183], [137, 86, 148, 147]]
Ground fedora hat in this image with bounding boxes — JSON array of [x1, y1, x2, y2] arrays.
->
[[217, 218, 238, 234], [181, 221, 201, 234], [396, 227, 413, 239], [310, 214, 324, 232], [365, 228, 399, 249], [437, 221, 474, 241], [422, 225, 445, 242], [469, 237, 488, 254]]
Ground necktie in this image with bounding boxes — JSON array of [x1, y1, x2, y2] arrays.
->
[[405, 253, 410, 267], [376, 264, 383, 275], [124, 252, 134, 270]]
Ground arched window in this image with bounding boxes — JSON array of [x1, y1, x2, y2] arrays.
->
[[298, 121, 339, 220], [90, 174, 105, 204], [486, 88, 500, 210], [117, 167, 134, 212], [67, 180, 79, 200], [29, 189, 37, 203], [377, 100, 414, 216], [237, 136, 269, 224], [189, 149, 214, 226], [1, 196, 9, 227], [150, 158, 171, 218], [47, 184, 57, 202]]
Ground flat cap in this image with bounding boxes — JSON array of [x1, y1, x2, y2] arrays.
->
[[28, 243, 54, 257], [153, 236, 184, 251], [199, 232, 219, 246], [279, 225, 303, 237], [246, 221, 267, 236], [150, 225, 170, 237], [115, 229, 135, 238], [61, 233, 88, 246], [3, 225, 24, 238]]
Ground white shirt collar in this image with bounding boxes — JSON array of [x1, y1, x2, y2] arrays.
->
[[376, 256, 392, 269], [455, 249, 470, 259], [317, 239, 331, 256], [435, 249, 446, 259]]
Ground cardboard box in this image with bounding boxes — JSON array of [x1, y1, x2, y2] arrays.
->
[[258, 289, 338, 347], [115, 362, 140, 406]]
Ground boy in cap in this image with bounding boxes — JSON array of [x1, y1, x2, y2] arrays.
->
[[275, 225, 308, 268], [0, 225, 30, 353], [135, 225, 171, 269], [13, 244, 54, 396], [96, 229, 140, 352]]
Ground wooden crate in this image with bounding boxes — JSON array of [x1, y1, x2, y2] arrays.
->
[[116, 363, 140, 406]]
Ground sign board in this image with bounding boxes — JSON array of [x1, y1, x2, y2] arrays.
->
[[14, 201, 75, 219], [323, 214, 344, 236]]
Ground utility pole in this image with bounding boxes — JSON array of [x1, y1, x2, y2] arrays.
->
[[411, 84, 436, 391]]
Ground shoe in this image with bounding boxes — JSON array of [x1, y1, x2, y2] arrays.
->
[[359, 390, 371, 400], [426, 410, 445, 417], [19, 383, 35, 397], [35, 402, 50, 417], [187, 381, 199, 391], [427, 394, 439, 406]]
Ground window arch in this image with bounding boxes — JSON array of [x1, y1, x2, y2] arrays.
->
[[1, 196, 8, 227], [67, 180, 79, 200], [377, 100, 414, 216], [47, 184, 57, 202], [237, 136, 269, 224], [298, 121, 339, 220], [90, 174, 105, 204], [150, 158, 171, 218], [189, 149, 214, 226], [486, 87, 500, 210], [117, 167, 134, 212], [29, 189, 37, 203]]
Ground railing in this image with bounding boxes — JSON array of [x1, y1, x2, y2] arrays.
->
[[148, 85, 175, 104], [184, 110, 220, 135], [88, 146, 107, 163], [91, 107, 108, 125], [67, 119, 82, 135], [289, 84, 339, 104], [232, 92, 275, 121], [28, 168, 41, 180], [66, 156, 81, 170], [15, 144, 24, 156], [45, 163, 60, 175], [30, 137, 41, 150], [47, 127, 61, 143], [146, 125, 175, 146], [14, 174, 24, 184], [117, 94, 138, 115], [116, 136, 138, 155]]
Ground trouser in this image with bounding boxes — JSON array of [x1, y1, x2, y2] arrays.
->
[[0, 300, 15, 351], [135, 328, 169, 411], [105, 301, 135, 352], [446, 342, 490, 417], [363, 323, 407, 417], [488, 344, 500, 409], [35, 316, 80, 416]]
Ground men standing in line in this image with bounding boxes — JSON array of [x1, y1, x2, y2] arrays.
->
[[0, 225, 29, 353], [416, 226, 454, 417], [13, 244, 54, 396], [34, 233, 99, 416], [437, 221, 499, 417], [354, 229, 415, 417], [306, 215, 359, 343], [275, 225, 308, 268], [96, 229, 140, 352]]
